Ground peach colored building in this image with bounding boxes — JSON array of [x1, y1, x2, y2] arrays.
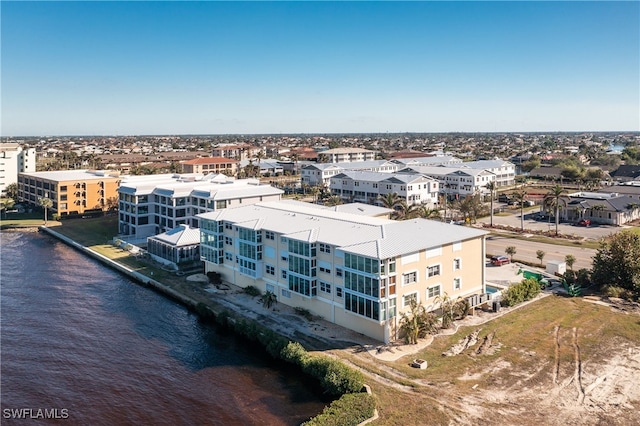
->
[[198, 200, 487, 343], [18, 170, 121, 216]]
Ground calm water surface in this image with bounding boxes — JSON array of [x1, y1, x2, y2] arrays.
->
[[1, 231, 326, 425]]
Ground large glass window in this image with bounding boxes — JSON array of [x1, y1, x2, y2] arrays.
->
[[344, 292, 380, 321]]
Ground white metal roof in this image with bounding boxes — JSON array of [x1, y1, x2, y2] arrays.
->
[[197, 201, 486, 259]]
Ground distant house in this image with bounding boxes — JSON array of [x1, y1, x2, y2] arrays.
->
[[0, 143, 36, 197], [562, 192, 640, 226], [147, 224, 201, 269], [610, 165, 640, 182]]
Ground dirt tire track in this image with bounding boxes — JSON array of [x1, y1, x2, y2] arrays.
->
[[573, 327, 585, 404], [553, 325, 560, 385]]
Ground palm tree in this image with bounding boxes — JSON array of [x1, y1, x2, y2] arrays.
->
[[417, 205, 441, 220], [378, 192, 402, 210], [324, 195, 343, 207], [505, 246, 517, 262], [485, 181, 497, 227], [260, 291, 277, 309], [536, 250, 545, 266], [38, 197, 53, 225], [565, 254, 576, 271], [588, 203, 605, 223], [398, 298, 438, 344], [395, 200, 419, 220], [434, 292, 455, 329], [544, 184, 567, 236], [511, 190, 528, 231], [309, 185, 320, 203]]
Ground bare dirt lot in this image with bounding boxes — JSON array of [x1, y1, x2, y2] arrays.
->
[[200, 280, 640, 425]]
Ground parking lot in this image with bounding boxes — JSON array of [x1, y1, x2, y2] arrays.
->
[[478, 204, 623, 241]]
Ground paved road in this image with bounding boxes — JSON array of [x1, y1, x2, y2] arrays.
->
[[486, 235, 597, 271]]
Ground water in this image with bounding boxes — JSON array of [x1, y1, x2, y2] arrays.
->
[[0, 231, 326, 425]]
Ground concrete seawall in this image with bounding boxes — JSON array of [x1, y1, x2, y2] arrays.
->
[[38, 226, 201, 310]]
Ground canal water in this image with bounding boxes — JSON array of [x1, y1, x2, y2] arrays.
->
[[0, 231, 326, 425]]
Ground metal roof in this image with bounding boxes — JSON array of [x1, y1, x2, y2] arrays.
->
[[198, 201, 486, 259]]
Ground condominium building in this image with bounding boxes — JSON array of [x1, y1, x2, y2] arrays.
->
[[117, 173, 283, 241], [181, 157, 238, 176], [301, 160, 398, 187], [198, 201, 487, 343], [329, 170, 440, 206], [17, 170, 121, 216], [1, 143, 36, 197], [399, 166, 496, 198], [317, 147, 377, 163]]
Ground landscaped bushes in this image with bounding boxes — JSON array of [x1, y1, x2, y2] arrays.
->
[[301, 392, 376, 426], [199, 307, 366, 398], [281, 342, 364, 397], [501, 277, 541, 307]]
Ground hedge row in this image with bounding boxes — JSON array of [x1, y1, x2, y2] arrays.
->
[[301, 392, 376, 426], [194, 302, 365, 398]]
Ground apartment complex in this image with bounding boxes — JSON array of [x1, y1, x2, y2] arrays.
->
[[198, 201, 487, 343], [117, 173, 283, 241], [17, 170, 121, 216], [330, 170, 440, 206], [302, 160, 398, 187], [1, 143, 36, 197], [399, 166, 496, 198], [181, 157, 238, 176]]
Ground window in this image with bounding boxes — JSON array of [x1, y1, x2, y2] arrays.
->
[[454, 278, 461, 291], [320, 282, 331, 293], [281, 289, 291, 298], [265, 265, 275, 275], [335, 268, 343, 277], [281, 269, 288, 279], [265, 231, 275, 240], [428, 285, 441, 298], [319, 243, 331, 254], [319, 266, 331, 274], [403, 292, 417, 307], [225, 236, 232, 245], [403, 271, 417, 285], [454, 258, 461, 270], [336, 287, 343, 298], [428, 265, 441, 277], [225, 252, 233, 261]]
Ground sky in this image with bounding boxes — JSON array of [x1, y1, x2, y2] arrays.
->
[[1, 1, 639, 136]]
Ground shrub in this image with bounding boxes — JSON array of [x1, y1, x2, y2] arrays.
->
[[501, 278, 541, 307], [294, 307, 314, 321], [206, 271, 222, 286], [302, 392, 376, 426], [243, 285, 261, 297]]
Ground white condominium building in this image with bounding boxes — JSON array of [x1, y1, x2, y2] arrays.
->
[[329, 170, 440, 206], [117, 173, 283, 241], [198, 201, 487, 343], [1, 143, 36, 197], [317, 147, 377, 163], [301, 160, 398, 187], [399, 166, 496, 198]]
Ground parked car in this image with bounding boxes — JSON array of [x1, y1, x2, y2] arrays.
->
[[491, 255, 510, 266], [577, 219, 591, 227]]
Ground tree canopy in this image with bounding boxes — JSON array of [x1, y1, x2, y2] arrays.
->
[[591, 230, 640, 298]]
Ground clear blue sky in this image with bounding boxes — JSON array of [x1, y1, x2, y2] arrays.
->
[[2, 1, 638, 136]]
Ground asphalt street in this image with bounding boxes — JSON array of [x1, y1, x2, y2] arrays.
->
[[486, 235, 597, 271]]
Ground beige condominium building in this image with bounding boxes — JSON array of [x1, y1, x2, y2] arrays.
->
[[198, 201, 487, 343], [17, 170, 121, 217]]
